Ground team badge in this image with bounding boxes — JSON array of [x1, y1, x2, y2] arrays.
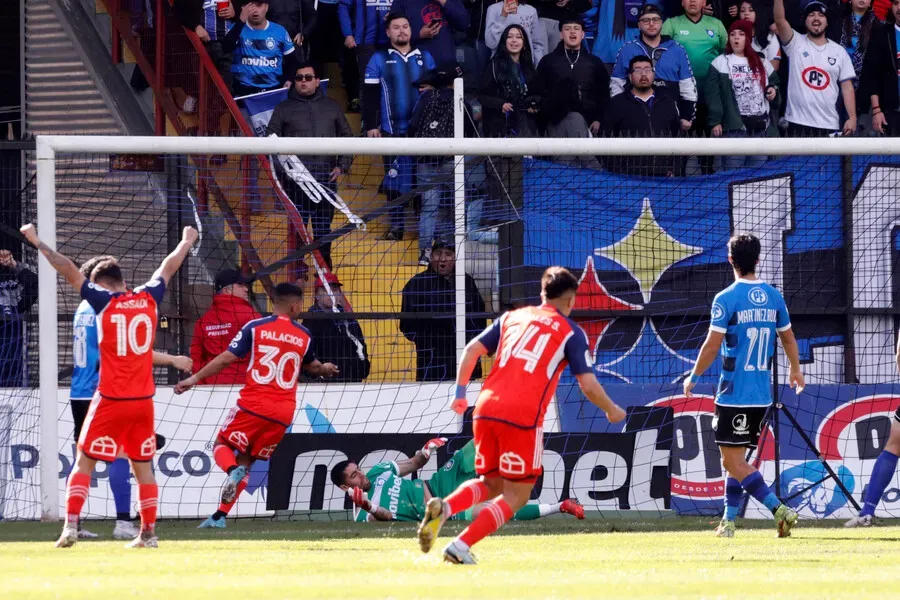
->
[[711, 302, 725, 321], [801, 66, 830, 90], [266, 37, 276, 50], [828, 57, 836, 65], [706, 29, 714, 37], [732, 413, 749, 435], [749, 287, 768, 306]]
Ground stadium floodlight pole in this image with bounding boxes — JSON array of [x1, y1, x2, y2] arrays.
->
[[453, 78, 466, 369], [35, 136, 59, 521]]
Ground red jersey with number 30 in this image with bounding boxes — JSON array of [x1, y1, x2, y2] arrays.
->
[[81, 278, 166, 400], [227, 315, 316, 426], [473, 305, 593, 429]]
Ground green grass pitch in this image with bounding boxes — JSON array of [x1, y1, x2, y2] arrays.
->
[[3, 517, 900, 599]]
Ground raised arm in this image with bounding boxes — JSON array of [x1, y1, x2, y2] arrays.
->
[[152, 226, 199, 285], [19, 223, 85, 292], [395, 437, 448, 476], [773, 0, 793, 45]]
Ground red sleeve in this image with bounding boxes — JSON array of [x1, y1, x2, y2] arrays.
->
[[190, 319, 206, 375]]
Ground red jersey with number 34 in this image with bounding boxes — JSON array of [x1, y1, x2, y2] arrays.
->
[[81, 278, 166, 400], [473, 305, 593, 429], [227, 315, 316, 426]]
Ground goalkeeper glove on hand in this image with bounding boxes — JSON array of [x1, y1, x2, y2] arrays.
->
[[348, 487, 372, 512], [421, 437, 448, 459]]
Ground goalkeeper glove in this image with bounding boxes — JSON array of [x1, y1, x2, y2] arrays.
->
[[421, 437, 448, 459], [348, 487, 372, 513]]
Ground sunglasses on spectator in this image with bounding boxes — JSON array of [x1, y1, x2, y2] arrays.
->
[[295, 74, 317, 81], [639, 17, 662, 23]]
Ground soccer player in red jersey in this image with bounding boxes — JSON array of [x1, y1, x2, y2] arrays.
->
[[20, 223, 198, 549], [417, 267, 627, 564], [174, 283, 339, 527]]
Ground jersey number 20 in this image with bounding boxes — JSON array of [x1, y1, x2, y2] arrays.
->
[[744, 327, 771, 371], [499, 324, 551, 374]]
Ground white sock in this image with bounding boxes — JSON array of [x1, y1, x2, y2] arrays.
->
[[539, 503, 561, 517], [452, 538, 470, 552]]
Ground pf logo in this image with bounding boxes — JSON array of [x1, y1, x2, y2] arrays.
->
[[748, 287, 768, 306], [801, 66, 831, 91]]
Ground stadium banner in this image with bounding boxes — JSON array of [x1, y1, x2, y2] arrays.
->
[[266, 431, 671, 514], [3, 384, 900, 519]]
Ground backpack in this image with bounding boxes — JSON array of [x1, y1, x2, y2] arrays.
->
[[412, 90, 455, 139]]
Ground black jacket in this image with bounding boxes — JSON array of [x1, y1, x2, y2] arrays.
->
[[304, 304, 370, 382], [534, 45, 609, 126], [861, 22, 899, 114], [267, 87, 354, 172], [478, 58, 540, 138], [267, 0, 317, 41], [399, 268, 487, 382], [602, 91, 681, 176], [0, 264, 37, 386], [531, 0, 591, 23]]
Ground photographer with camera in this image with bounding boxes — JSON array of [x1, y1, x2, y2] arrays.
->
[[478, 24, 541, 137], [602, 55, 682, 177]]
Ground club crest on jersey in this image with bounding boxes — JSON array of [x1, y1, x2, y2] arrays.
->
[[266, 37, 276, 50], [711, 302, 725, 321], [442, 459, 454, 471], [732, 413, 749, 435], [748, 288, 768, 306], [801, 66, 831, 90], [706, 29, 714, 37], [89, 436, 118, 459], [828, 57, 836, 65]]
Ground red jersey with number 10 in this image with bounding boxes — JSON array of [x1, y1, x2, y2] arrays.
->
[[473, 305, 593, 429], [80, 278, 166, 401], [227, 315, 316, 426]]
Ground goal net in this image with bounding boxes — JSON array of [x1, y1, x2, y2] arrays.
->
[[5, 134, 900, 524]]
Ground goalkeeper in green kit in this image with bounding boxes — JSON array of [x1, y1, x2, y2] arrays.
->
[[331, 438, 585, 522]]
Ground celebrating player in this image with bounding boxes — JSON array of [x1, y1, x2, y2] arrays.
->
[[174, 283, 339, 528], [332, 439, 585, 523], [70, 255, 193, 541], [416, 267, 625, 564], [21, 223, 198, 549], [844, 334, 900, 527], [684, 234, 805, 538]]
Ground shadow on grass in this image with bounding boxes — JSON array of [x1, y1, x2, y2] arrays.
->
[[5, 515, 898, 543]]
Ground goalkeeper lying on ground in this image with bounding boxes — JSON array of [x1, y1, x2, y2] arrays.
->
[[331, 439, 584, 522]]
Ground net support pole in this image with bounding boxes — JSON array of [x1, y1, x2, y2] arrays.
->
[[453, 78, 466, 369], [36, 137, 59, 521]]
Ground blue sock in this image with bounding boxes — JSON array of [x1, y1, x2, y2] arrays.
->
[[724, 477, 742, 521], [109, 458, 132, 520], [860, 450, 899, 517], [741, 470, 781, 514]]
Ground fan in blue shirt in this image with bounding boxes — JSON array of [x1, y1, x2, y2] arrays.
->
[[685, 233, 805, 539], [226, 2, 296, 93], [362, 13, 436, 135]]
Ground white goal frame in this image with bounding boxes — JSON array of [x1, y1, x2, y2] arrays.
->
[[33, 122, 897, 520]]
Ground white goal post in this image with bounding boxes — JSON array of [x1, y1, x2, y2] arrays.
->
[[31, 124, 900, 521]]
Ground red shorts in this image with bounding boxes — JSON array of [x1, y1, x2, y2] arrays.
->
[[473, 418, 543, 483], [78, 395, 156, 462], [216, 406, 287, 460]]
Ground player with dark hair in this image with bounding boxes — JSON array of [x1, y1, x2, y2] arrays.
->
[[416, 266, 625, 564], [70, 255, 192, 541], [331, 440, 584, 523], [20, 223, 198, 549], [684, 233, 805, 538], [175, 282, 339, 528]]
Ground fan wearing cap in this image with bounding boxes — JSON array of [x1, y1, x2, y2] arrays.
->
[[774, 0, 857, 136], [190, 269, 261, 384], [399, 242, 487, 382], [303, 273, 371, 382]]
